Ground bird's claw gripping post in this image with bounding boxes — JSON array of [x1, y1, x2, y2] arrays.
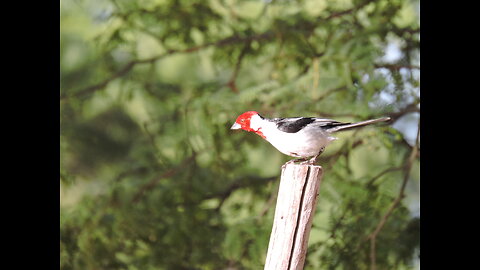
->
[[283, 147, 325, 168], [282, 160, 294, 169], [282, 158, 304, 169]]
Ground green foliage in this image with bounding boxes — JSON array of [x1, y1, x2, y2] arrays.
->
[[61, 0, 419, 269]]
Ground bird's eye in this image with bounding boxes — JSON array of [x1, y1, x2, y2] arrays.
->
[[240, 119, 245, 123]]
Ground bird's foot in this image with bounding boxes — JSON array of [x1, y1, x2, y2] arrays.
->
[[282, 158, 307, 169], [282, 147, 326, 168], [299, 158, 317, 165], [297, 147, 325, 166]]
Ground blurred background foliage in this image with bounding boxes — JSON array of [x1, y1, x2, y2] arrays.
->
[[60, 0, 420, 269]]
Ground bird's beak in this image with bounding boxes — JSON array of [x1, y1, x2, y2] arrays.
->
[[230, 122, 241, 130]]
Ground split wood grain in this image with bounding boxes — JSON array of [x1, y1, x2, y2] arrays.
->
[[264, 164, 323, 270]]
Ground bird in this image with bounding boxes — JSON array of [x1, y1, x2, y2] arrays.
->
[[230, 111, 391, 165]]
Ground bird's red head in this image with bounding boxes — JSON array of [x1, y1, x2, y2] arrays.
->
[[230, 111, 267, 139], [230, 111, 259, 132]]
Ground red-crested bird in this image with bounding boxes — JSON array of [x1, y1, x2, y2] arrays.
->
[[230, 111, 390, 164]]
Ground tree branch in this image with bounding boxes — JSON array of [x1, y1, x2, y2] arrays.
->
[[61, 1, 376, 101], [322, 0, 374, 21], [366, 121, 420, 270], [256, 188, 278, 219], [226, 41, 251, 93], [319, 135, 365, 170], [203, 175, 277, 211], [387, 102, 420, 124], [374, 64, 420, 71], [365, 166, 405, 187], [61, 32, 275, 101]]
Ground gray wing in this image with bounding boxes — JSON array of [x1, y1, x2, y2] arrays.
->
[[272, 117, 351, 133]]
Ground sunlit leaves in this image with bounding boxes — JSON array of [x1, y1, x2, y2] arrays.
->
[[61, 0, 419, 269]]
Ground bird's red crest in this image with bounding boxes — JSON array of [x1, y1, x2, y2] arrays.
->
[[234, 111, 259, 132]]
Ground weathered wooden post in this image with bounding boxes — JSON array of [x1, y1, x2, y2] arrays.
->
[[264, 163, 324, 270]]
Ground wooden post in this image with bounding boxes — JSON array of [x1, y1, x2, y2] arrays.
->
[[264, 164, 323, 270]]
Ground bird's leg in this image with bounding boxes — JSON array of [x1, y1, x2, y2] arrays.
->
[[282, 157, 307, 169], [300, 147, 325, 165]]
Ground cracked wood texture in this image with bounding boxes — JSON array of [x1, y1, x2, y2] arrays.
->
[[264, 164, 323, 270]]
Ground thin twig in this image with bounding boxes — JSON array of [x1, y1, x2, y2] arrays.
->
[[257, 184, 279, 219], [211, 175, 277, 211], [386, 102, 420, 124], [320, 135, 364, 170], [314, 85, 348, 102], [131, 155, 196, 203], [366, 166, 405, 187], [374, 64, 420, 71], [329, 202, 354, 239], [321, 0, 373, 21], [226, 41, 251, 93]]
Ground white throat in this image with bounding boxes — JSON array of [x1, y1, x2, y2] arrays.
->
[[249, 114, 265, 130]]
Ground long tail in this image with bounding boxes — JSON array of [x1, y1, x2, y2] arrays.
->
[[327, 117, 391, 132]]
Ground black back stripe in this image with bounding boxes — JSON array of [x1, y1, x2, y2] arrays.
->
[[320, 122, 351, 130], [275, 117, 316, 133]]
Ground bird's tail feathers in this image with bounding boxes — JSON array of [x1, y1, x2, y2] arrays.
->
[[327, 117, 391, 132]]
